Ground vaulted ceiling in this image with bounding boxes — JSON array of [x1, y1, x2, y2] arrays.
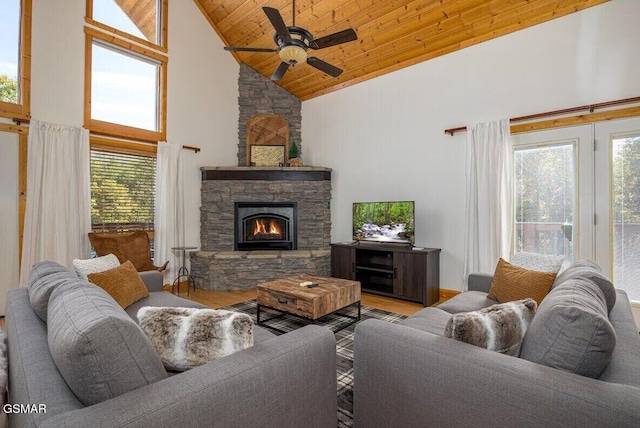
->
[[195, 0, 608, 101]]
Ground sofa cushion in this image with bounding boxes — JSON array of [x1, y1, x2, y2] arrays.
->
[[436, 291, 498, 314], [87, 261, 149, 308], [47, 281, 167, 406], [72, 253, 119, 281], [510, 252, 565, 273], [401, 307, 452, 336], [520, 278, 616, 378], [487, 258, 556, 305], [137, 307, 254, 372], [444, 298, 537, 356], [28, 261, 77, 323], [552, 260, 616, 313]]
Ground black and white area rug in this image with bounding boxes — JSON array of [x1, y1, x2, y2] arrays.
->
[[223, 300, 407, 427]]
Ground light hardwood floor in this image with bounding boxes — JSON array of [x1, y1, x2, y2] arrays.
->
[[168, 285, 426, 316]]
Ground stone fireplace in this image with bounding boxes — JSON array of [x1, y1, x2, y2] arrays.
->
[[189, 66, 330, 290], [191, 167, 331, 290]]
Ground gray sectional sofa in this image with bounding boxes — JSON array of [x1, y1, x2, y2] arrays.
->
[[353, 261, 640, 427], [6, 262, 337, 428]]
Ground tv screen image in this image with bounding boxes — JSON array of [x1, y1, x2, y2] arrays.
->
[[352, 201, 415, 244]]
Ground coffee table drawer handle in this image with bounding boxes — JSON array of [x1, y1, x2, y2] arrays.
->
[[277, 298, 288, 304]]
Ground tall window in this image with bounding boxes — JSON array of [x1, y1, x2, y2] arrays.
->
[[0, 0, 31, 120], [90, 143, 156, 233], [612, 133, 640, 301], [91, 41, 160, 131], [84, 0, 167, 142], [87, 0, 167, 49], [514, 142, 576, 260], [85, 0, 166, 243]]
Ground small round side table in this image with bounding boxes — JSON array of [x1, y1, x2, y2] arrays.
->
[[171, 246, 198, 295]]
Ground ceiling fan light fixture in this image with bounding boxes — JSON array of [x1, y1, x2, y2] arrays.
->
[[279, 44, 307, 65]]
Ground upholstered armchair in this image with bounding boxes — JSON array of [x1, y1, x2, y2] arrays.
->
[[88, 231, 169, 272]]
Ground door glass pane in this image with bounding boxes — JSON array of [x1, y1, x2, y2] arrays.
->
[[612, 134, 640, 301], [93, 0, 159, 45], [91, 42, 159, 131], [514, 143, 575, 260], [0, 0, 21, 103]]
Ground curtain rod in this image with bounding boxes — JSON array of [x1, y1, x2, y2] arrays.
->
[[444, 96, 640, 136], [12, 118, 201, 152]]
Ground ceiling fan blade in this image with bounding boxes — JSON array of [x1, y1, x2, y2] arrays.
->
[[263, 7, 291, 43], [224, 46, 277, 52], [271, 62, 290, 81], [307, 57, 343, 77], [309, 28, 357, 49]]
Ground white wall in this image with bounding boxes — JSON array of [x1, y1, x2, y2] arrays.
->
[[0, 130, 19, 315], [302, 0, 640, 291], [25, 0, 239, 268]]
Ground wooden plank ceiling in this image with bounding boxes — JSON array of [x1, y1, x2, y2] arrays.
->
[[194, 0, 609, 101], [116, 0, 157, 43]]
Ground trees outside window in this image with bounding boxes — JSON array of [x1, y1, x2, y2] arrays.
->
[[514, 143, 576, 260], [0, 0, 31, 120]]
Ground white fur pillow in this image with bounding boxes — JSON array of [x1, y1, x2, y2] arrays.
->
[[0, 329, 7, 428], [444, 298, 537, 356], [73, 254, 120, 281], [137, 307, 254, 372]]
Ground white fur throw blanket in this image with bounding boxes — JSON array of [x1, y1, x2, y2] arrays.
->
[[444, 298, 537, 356], [137, 307, 254, 372], [0, 329, 7, 428]]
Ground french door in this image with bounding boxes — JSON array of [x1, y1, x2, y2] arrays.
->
[[512, 117, 640, 302], [595, 118, 640, 302]]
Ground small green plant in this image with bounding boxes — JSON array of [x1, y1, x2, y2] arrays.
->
[[289, 137, 300, 159]]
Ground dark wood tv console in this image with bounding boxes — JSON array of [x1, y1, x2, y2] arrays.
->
[[330, 242, 440, 307]]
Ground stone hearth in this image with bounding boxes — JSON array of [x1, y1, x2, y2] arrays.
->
[[191, 166, 332, 290]]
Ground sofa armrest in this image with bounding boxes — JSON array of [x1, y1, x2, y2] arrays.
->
[[467, 272, 493, 293], [39, 325, 337, 428], [354, 319, 640, 428], [139, 270, 164, 292]]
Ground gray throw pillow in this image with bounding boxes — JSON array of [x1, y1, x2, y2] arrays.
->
[[47, 281, 167, 406], [137, 306, 254, 372], [520, 277, 616, 379], [444, 298, 537, 357], [28, 261, 77, 323], [552, 260, 616, 313]]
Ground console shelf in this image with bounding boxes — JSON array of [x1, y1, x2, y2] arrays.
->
[[331, 243, 440, 307]]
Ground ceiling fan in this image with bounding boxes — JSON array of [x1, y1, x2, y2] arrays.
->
[[223, 0, 358, 81]]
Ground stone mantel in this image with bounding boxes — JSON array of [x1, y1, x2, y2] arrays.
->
[[201, 166, 331, 181]]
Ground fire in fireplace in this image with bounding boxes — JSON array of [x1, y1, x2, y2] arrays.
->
[[248, 218, 284, 241], [235, 202, 297, 250]]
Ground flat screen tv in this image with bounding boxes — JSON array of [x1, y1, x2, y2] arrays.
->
[[352, 201, 415, 245]]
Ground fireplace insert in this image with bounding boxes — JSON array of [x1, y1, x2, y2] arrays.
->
[[234, 202, 297, 250]]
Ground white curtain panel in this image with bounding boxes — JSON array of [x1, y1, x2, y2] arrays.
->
[[19, 120, 91, 286], [463, 119, 513, 289], [155, 141, 184, 280]]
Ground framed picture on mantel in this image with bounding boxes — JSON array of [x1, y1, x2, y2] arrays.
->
[[246, 114, 289, 166], [250, 145, 285, 167]]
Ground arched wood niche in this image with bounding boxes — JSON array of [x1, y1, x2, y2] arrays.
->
[[246, 114, 289, 167]]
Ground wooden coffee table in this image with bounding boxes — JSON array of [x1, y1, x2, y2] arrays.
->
[[256, 274, 361, 333]]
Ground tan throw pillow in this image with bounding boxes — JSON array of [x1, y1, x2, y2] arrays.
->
[[137, 307, 254, 372], [87, 261, 149, 308], [487, 258, 556, 305], [444, 298, 537, 356]]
